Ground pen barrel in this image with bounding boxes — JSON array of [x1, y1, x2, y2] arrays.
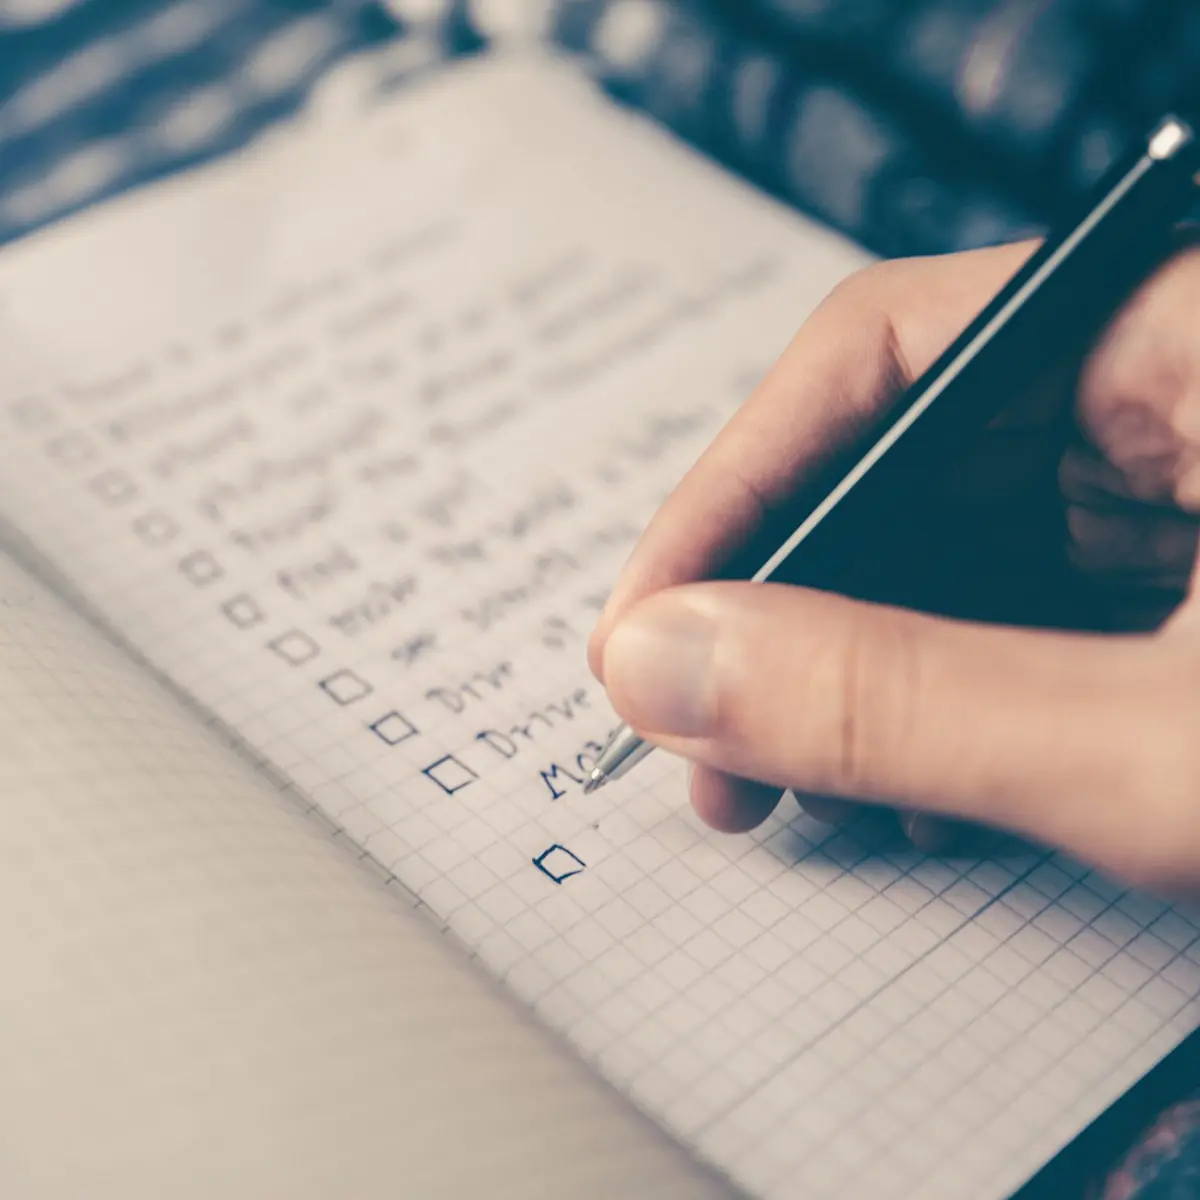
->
[[740, 115, 1200, 608]]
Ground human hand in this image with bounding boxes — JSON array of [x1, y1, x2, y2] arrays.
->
[[587, 239, 1200, 893]]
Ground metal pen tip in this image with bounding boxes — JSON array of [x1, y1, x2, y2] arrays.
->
[[583, 768, 607, 795]]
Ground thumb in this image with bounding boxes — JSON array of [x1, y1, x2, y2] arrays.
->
[[601, 582, 1193, 882]]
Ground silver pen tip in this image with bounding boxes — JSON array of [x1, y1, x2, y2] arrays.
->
[[583, 768, 607, 795]]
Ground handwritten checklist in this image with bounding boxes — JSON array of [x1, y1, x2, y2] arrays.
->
[[2, 55, 1198, 1200]]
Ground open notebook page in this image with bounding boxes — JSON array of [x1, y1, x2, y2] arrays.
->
[[1, 49, 1199, 1199], [0, 546, 733, 1199]]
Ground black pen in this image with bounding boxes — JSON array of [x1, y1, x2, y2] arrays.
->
[[585, 112, 1200, 795]]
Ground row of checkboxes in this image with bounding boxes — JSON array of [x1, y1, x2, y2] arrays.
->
[[219, 579, 585, 879], [216, 581, 586, 876], [53, 437, 477, 786], [68, 456, 424, 748], [249, 617, 489, 786], [50, 436, 222, 585], [53, 443, 210, 583], [50, 432, 587, 885], [256, 622, 422, 745]]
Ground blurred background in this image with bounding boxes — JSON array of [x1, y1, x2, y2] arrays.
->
[[3, 6, 1199, 1192], [1, 0, 1198, 257]]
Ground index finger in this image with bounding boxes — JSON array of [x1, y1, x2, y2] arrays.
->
[[587, 240, 1037, 679]]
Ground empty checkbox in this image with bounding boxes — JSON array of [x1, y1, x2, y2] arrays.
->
[[45, 432, 96, 466], [533, 844, 586, 885], [267, 630, 321, 666], [369, 711, 418, 746], [132, 511, 179, 545], [423, 754, 478, 796], [319, 669, 373, 706], [179, 550, 223, 587], [89, 469, 139, 505], [221, 594, 265, 630]]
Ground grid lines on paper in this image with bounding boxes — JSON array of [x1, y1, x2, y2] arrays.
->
[[11, 307, 1200, 1200], [3, 56, 1200, 1200]]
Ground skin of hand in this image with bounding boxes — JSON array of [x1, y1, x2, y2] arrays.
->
[[587, 237, 1200, 895]]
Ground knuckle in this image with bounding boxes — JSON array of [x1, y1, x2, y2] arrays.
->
[[823, 260, 906, 323], [817, 268, 913, 412], [825, 262, 883, 310]]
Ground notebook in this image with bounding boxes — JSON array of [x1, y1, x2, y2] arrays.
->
[[1, 47, 1198, 1200]]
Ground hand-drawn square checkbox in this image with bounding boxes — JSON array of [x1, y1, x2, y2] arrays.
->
[[267, 630, 321, 666], [369, 711, 418, 746], [533, 844, 586, 885], [179, 550, 223, 587], [423, 754, 478, 796], [131, 511, 179, 545], [221, 594, 265, 630], [319, 669, 374, 706], [89, 469, 139, 505], [44, 432, 96, 466]]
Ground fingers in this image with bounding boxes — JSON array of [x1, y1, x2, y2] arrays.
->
[[688, 764, 782, 833], [1059, 440, 1154, 508], [1059, 440, 1199, 631], [600, 580, 1200, 886], [1065, 504, 1198, 586], [688, 764, 959, 855], [587, 241, 1039, 680], [1075, 244, 1200, 511], [692, 769, 961, 856]]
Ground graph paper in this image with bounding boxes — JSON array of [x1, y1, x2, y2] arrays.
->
[[1, 51, 1197, 1199], [0, 547, 731, 1199]]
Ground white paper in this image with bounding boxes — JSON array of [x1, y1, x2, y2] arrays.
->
[[1, 50, 1197, 1200], [0, 548, 731, 1200]]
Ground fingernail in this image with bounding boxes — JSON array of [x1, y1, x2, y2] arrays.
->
[[602, 595, 717, 737]]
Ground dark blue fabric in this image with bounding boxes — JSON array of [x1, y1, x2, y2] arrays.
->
[[0, 0, 414, 245], [0, 2, 1195, 254]]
